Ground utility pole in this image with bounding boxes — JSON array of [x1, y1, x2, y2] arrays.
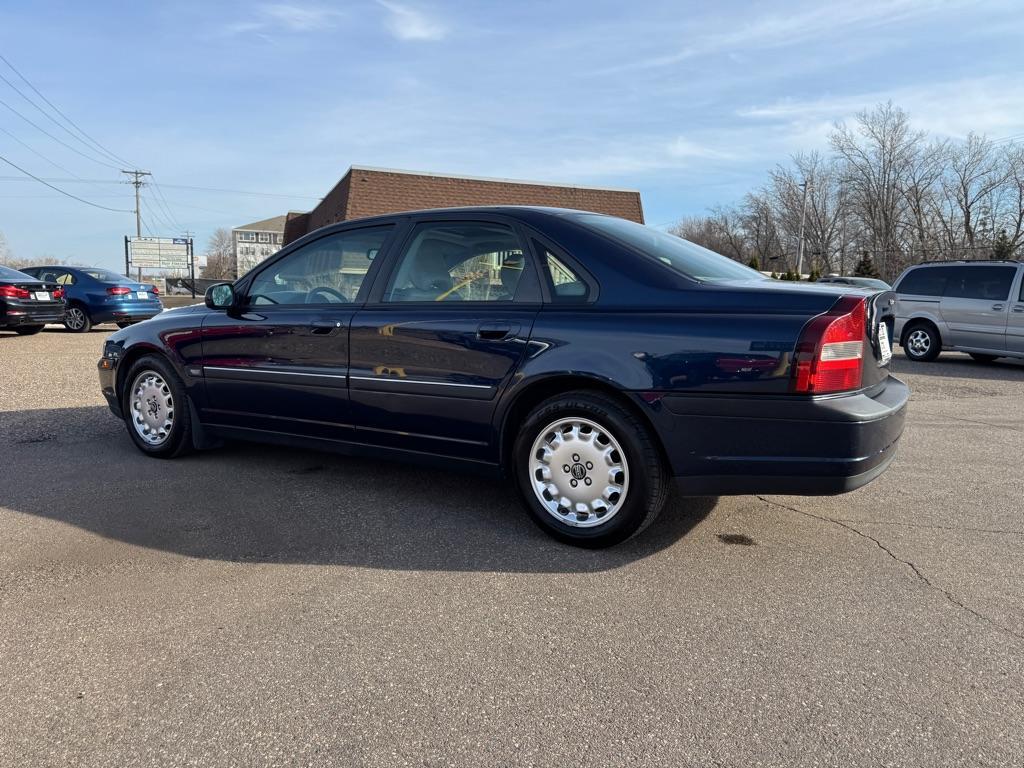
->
[[121, 169, 151, 238], [796, 179, 810, 278], [182, 230, 196, 298]]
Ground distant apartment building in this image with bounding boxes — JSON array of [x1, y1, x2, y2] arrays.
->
[[233, 215, 287, 274]]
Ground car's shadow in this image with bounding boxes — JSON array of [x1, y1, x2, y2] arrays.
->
[[0, 406, 717, 573], [891, 351, 1024, 382]]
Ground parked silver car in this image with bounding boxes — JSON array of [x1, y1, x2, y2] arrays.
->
[[893, 260, 1024, 362]]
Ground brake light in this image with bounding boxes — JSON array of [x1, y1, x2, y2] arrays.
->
[[53, 288, 64, 299], [792, 296, 866, 394], [107, 286, 131, 295], [0, 285, 30, 299], [150, 286, 159, 295]]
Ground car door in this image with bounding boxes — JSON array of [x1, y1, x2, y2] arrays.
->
[[1007, 267, 1024, 354], [939, 265, 1016, 350], [200, 224, 397, 440], [348, 216, 542, 462]]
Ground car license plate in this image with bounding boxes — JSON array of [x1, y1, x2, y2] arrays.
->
[[33, 291, 50, 301], [137, 291, 148, 299], [878, 322, 892, 364]]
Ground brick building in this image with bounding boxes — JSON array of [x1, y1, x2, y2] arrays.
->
[[283, 166, 643, 245]]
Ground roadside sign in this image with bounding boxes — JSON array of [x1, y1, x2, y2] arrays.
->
[[128, 236, 190, 270]]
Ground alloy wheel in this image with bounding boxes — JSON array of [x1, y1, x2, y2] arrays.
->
[[65, 307, 86, 331], [906, 328, 931, 358], [129, 370, 175, 446], [528, 417, 629, 528]]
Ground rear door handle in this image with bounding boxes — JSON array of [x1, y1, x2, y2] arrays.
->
[[992, 304, 1005, 311], [477, 321, 520, 341], [311, 320, 342, 335], [1013, 305, 1024, 313]]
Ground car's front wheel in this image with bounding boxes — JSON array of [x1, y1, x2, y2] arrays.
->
[[513, 391, 668, 548], [122, 355, 193, 458], [64, 304, 92, 333]]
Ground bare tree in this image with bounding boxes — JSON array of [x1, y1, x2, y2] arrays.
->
[[202, 228, 236, 279]]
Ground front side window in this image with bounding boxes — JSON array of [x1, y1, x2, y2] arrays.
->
[[944, 266, 1017, 301], [248, 226, 392, 305], [896, 267, 950, 297], [384, 222, 527, 303]]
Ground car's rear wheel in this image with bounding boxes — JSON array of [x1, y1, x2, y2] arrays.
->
[[903, 323, 940, 362], [969, 353, 999, 363], [13, 325, 44, 335], [122, 355, 193, 458], [513, 391, 668, 548], [64, 304, 92, 333]]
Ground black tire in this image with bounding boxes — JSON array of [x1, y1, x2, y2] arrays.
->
[[969, 353, 999, 363], [121, 354, 193, 458], [63, 303, 92, 333], [902, 322, 941, 362], [116, 321, 134, 329], [13, 325, 44, 335], [512, 391, 668, 548]]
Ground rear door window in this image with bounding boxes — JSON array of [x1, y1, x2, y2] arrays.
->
[[943, 266, 1016, 300], [896, 267, 951, 296]]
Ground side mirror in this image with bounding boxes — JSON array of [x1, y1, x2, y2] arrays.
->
[[205, 283, 236, 310]]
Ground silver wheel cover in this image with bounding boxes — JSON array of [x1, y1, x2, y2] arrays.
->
[[129, 370, 175, 446], [907, 328, 931, 357], [528, 416, 629, 528]]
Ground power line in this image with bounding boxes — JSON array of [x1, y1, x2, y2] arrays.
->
[[0, 123, 85, 180], [0, 94, 121, 170], [0, 175, 320, 200], [149, 176, 185, 230], [0, 52, 134, 167], [0, 152, 132, 212]]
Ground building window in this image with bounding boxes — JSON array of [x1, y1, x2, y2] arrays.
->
[[238, 231, 256, 242], [258, 232, 270, 243]]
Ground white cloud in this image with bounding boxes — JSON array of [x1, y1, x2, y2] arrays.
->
[[739, 77, 1024, 140], [221, 3, 343, 37], [374, 0, 447, 41]]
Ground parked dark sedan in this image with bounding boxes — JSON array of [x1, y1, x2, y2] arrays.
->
[[20, 265, 162, 332], [0, 264, 65, 334], [98, 207, 908, 547]]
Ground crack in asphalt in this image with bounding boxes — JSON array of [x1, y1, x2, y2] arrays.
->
[[757, 496, 1024, 645], [827, 518, 1024, 537], [945, 415, 1024, 433]]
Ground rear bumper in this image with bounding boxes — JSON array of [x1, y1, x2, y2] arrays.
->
[[0, 301, 65, 326], [643, 375, 909, 496], [92, 301, 162, 323]]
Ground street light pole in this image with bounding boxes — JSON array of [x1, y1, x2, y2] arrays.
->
[[796, 180, 810, 278]]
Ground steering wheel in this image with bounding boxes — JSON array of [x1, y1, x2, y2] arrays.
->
[[306, 286, 349, 304]]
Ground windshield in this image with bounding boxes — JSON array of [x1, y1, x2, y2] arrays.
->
[[83, 268, 129, 283], [0, 265, 35, 280], [571, 213, 766, 283]]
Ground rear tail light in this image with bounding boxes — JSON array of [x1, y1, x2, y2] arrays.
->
[[53, 288, 64, 299], [0, 285, 30, 299], [792, 296, 866, 394], [107, 286, 131, 295], [150, 286, 159, 295]]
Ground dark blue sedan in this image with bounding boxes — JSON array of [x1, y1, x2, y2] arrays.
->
[[97, 207, 908, 547], [21, 265, 162, 332]]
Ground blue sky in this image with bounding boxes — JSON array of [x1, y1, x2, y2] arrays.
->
[[1, 0, 1023, 271]]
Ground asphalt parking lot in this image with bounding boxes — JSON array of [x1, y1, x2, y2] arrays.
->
[[1, 327, 1022, 767]]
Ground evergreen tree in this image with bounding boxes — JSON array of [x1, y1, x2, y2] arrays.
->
[[992, 229, 1014, 260], [853, 253, 881, 278], [747, 256, 761, 271]]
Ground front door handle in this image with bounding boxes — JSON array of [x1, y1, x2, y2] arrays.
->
[[477, 321, 520, 341], [311, 320, 342, 335], [1013, 305, 1024, 313]]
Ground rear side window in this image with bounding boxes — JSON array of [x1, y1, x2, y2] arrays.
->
[[943, 266, 1016, 300], [537, 244, 591, 302], [896, 267, 950, 296]]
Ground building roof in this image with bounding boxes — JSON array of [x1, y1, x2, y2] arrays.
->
[[284, 165, 643, 245], [234, 214, 288, 233]]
